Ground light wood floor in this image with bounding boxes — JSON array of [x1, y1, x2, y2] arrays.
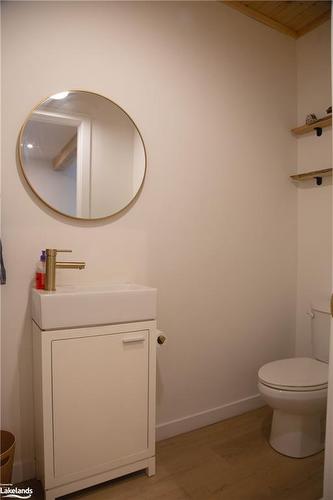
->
[[21, 406, 324, 499]]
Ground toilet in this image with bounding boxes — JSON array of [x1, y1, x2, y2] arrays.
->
[[258, 303, 330, 458]]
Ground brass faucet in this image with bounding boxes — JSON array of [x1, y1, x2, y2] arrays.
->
[[45, 249, 86, 291]]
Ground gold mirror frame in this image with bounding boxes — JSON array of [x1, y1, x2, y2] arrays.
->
[[17, 90, 147, 221]]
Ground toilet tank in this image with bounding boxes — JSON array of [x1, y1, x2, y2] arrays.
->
[[311, 302, 331, 363]]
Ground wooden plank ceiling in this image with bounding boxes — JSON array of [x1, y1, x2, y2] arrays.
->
[[223, 1, 331, 38]]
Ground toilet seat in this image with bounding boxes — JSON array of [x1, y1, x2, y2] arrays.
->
[[258, 357, 328, 392]]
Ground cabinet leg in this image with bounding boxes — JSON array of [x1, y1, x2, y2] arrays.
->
[[145, 457, 156, 477]]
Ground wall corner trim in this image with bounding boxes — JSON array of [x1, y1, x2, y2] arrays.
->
[[12, 459, 36, 484]]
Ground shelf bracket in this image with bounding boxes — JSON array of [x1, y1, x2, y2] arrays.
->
[[290, 168, 332, 185], [314, 127, 323, 137]]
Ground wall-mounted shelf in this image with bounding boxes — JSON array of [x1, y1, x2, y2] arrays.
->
[[291, 115, 332, 137], [290, 168, 332, 186]]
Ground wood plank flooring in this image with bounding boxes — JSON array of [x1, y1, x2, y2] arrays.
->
[[19, 406, 324, 499]]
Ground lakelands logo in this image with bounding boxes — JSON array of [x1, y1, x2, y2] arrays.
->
[[0, 484, 33, 499]]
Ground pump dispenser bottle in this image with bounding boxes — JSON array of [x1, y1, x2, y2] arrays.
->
[[35, 250, 46, 290]]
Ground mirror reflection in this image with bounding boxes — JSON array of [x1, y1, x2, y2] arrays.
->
[[19, 91, 146, 219]]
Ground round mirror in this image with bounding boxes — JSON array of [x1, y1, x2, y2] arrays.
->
[[18, 90, 146, 220]]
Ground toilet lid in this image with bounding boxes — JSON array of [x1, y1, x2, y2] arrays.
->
[[258, 357, 328, 391]]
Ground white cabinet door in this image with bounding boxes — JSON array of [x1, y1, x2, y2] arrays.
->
[[51, 330, 149, 479]]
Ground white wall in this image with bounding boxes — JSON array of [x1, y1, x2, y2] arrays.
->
[[1, 1, 297, 481], [324, 10, 333, 498], [295, 21, 332, 357]]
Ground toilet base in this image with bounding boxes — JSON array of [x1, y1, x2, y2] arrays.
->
[[270, 409, 326, 458]]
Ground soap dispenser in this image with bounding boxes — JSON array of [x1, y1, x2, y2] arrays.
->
[[35, 250, 46, 290]]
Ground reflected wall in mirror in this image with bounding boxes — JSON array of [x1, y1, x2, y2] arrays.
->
[[18, 90, 146, 220]]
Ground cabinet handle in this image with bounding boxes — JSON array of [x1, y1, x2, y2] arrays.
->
[[122, 336, 145, 344]]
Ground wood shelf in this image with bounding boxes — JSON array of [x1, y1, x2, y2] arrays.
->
[[291, 115, 332, 136], [53, 134, 77, 170], [290, 168, 332, 185]]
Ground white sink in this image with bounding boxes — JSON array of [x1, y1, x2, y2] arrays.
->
[[31, 283, 157, 330]]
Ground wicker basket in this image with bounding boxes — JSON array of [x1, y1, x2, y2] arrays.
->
[[0, 431, 15, 484]]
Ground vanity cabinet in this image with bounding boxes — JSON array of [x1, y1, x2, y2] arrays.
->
[[33, 320, 157, 500]]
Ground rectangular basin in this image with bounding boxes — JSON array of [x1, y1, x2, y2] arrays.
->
[[31, 283, 157, 330]]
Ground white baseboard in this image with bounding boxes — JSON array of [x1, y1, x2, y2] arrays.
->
[[12, 459, 36, 484], [13, 394, 264, 482], [156, 393, 264, 441]]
